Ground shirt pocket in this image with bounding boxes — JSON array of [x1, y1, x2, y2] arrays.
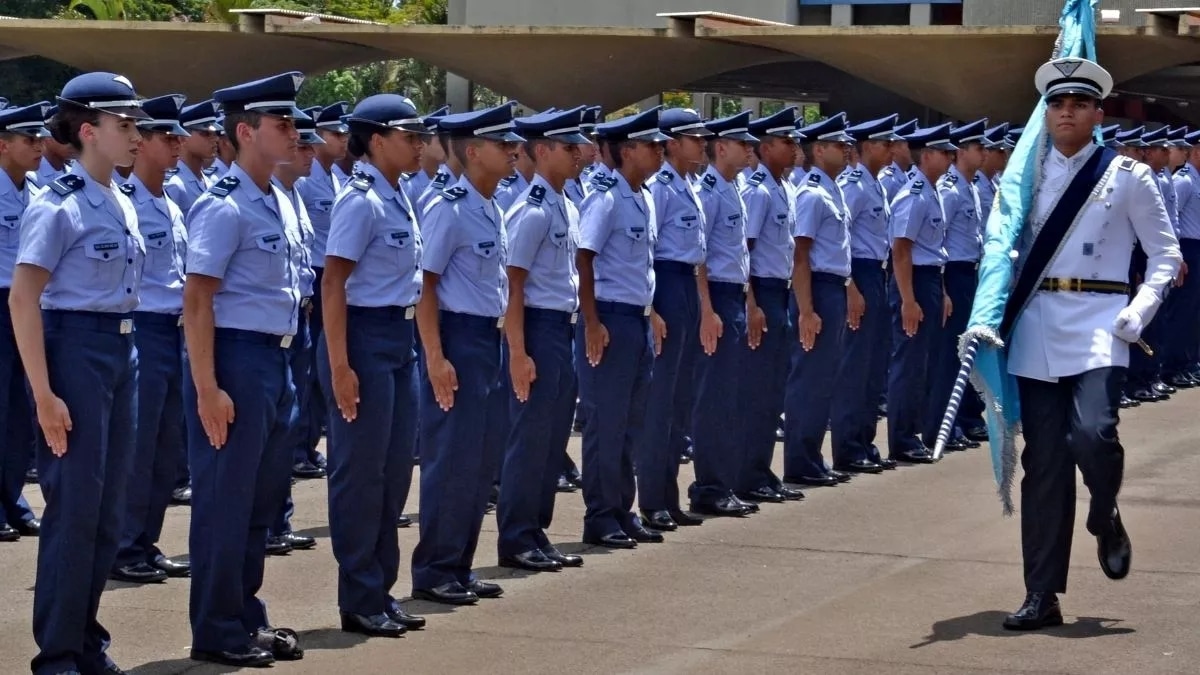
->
[[82, 239, 127, 288], [672, 214, 699, 231], [384, 229, 419, 273], [252, 233, 288, 281], [471, 239, 500, 277], [623, 224, 649, 258], [0, 213, 20, 248]]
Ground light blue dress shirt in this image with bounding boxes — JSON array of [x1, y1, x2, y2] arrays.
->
[[647, 162, 706, 266], [506, 173, 580, 313], [578, 171, 656, 307], [839, 162, 891, 262], [792, 167, 852, 278], [890, 170, 949, 267], [295, 161, 341, 265], [421, 175, 508, 317], [119, 174, 186, 315], [740, 168, 795, 280], [937, 164, 983, 262], [0, 169, 33, 288]]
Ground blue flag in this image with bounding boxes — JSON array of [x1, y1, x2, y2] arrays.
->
[[961, 0, 1098, 515]]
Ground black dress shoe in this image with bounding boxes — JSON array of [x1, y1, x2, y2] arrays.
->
[[280, 532, 316, 550], [397, 515, 412, 528], [583, 532, 637, 549], [253, 627, 304, 660], [774, 485, 806, 500], [170, 486, 191, 504], [833, 460, 883, 475], [1131, 388, 1165, 402], [340, 612, 405, 637], [738, 486, 786, 503], [964, 425, 989, 442], [499, 549, 562, 572], [1167, 373, 1196, 388], [641, 510, 678, 531], [104, 663, 127, 674], [1119, 394, 1139, 408], [668, 508, 704, 526], [690, 497, 751, 517], [413, 582, 478, 605], [678, 452, 691, 464], [190, 646, 274, 668], [874, 458, 898, 470], [783, 474, 839, 487], [1152, 380, 1176, 395], [386, 600, 427, 629], [466, 579, 503, 599], [1097, 509, 1132, 580], [0, 524, 18, 542], [265, 536, 293, 556], [894, 449, 935, 464], [626, 526, 664, 543], [541, 546, 584, 568], [24, 467, 37, 484], [827, 469, 852, 483], [152, 554, 191, 577], [556, 475, 578, 493], [565, 471, 583, 488], [1002, 591, 1064, 630], [292, 461, 326, 479], [110, 562, 168, 583], [15, 518, 39, 536]]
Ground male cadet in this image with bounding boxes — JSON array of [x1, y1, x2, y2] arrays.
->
[[293, 101, 349, 479], [738, 107, 810, 499], [401, 104, 448, 205], [565, 106, 600, 206], [976, 123, 1010, 227], [687, 111, 760, 516], [829, 114, 902, 475], [1125, 126, 1176, 403], [782, 113, 855, 486], [885, 123, 956, 465], [111, 95, 192, 583], [926, 119, 989, 452], [412, 103, 521, 605], [183, 72, 308, 667], [638, 107, 712, 530], [265, 112, 323, 556], [25, 105, 76, 190], [999, 57, 1179, 630], [212, 119, 236, 177], [167, 99, 223, 216], [496, 107, 590, 572], [576, 108, 668, 548], [787, 139, 809, 188], [878, 118, 918, 199], [494, 134, 535, 213], [1165, 128, 1200, 388], [1170, 127, 1192, 171], [415, 113, 464, 214], [0, 102, 47, 543]]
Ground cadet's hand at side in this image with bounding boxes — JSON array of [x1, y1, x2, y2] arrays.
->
[[699, 310, 722, 355], [585, 322, 609, 367], [35, 393, 72, 457], [747, 305, 767, 349], [942, 293, 953, 327], [846, 285, 865, 331], [798, 310, 822, 351], [427, 357, 458, 411], [332, 364, 360, 422], [197, 386, 235, 449], [651, 311, 668, 356], [511, 351, 537, 402], [901, 299, 923, 337]]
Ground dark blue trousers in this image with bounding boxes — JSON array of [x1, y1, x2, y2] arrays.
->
[[185, 330, 296, 653], [32, 311, 137, 675], [300, 267, 327, 466], [319, 306, 417, 615], [0, 292, 34, 529], [689, 282, 748, 505], [887, 265, 943, 456], [115, 313, 184, 569], [831, 260, 887, 466], [272, 304, 312, 536], [1163, 238, 1200, 377], [638, 262, 698, 512], [411, 312, 506, 591], [576, 303, 652, 539], [783, 274, 847, 478], [738, 277, 791, 492], [924, 261, 981, 445], [497, 308, 577, 557]]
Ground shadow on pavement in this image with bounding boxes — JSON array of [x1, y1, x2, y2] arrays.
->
[[911, 611, 1135, 648]]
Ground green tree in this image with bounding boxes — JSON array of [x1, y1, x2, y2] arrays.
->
[[66, 0, 126, 20], [205, 0, 254, 23], [662, 91, 691, 110], [0, 0, 65, 18]]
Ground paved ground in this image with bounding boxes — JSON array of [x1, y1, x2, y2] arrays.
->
[[2, 391, 1199, 675]]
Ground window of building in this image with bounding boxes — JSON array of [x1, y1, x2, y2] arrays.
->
[[931, 2, 963, 25], [852, 3, 910, 25]]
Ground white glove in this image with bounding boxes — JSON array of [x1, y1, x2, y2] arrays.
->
[[1112, 286, 1161, 343]]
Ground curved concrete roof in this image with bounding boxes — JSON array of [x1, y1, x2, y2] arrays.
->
[[0, 14, 1197, 121]]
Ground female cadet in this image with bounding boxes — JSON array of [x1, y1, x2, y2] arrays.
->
[[10, 72, 148, 675], [111, 94, 193, 585], [319, 94, 430, 635], [0, 102, 50, 545]]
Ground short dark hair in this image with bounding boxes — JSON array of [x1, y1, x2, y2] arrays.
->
[[604, 140, 628, 170], [222, 111, 263, 154], [348, 129, 383, 159], [450, 137, 484, 167], [48, 102, 102, 152]]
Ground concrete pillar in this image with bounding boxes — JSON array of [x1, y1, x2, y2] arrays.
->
[[831, 3, 852, 26], [910, 3, 932, 26], [691, 92, 711, 116], [637, 94, 662, 112], [741, 97, 764, 115], [445, 0, 470, 110]]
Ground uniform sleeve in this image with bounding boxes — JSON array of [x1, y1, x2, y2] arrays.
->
[[840, 181, 864, 221], [325, 192, 374, 263], [889, 190, 924, 242], [17, 199, 73, 273], [740, 184, 769, 240], [185, 196, 241, 279], [164, 178, 187, 212], [506, 203, 551, 272], [1173, 173, 1192, 217], [938, 182, 960, 220], [578, 191, 615, 254], [1130, 164, 1182, 299], [791, 189, 823, 239], [420, 199, 460, 275]]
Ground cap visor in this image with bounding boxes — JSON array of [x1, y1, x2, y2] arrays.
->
[[258, 105, 312, 121], [105, 106, 152, 121], [186, 122, 223, 134], [479, 130, 526, 143], [136, 121, 191, 137], [677, 128, 715, 138], [1046, 87, 1102, 101], [765, 130, 802, 139], [553, 131, 592, 145], [299, 131, 326, 145], [10, 127, 50, 139], [641, 130, 671, 143], [928, 141, 958, 151], [319, 123, 350, 134]]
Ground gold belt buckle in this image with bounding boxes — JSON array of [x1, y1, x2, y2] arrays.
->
[[280, 334, 293, 349], [1056, 278, 1071, 292], [119, 319, 133, 334]]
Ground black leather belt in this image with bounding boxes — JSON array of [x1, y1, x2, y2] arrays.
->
[[1038, 278, 1129, 294]]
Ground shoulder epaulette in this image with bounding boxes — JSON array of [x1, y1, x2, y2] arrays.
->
[[972, 173, 981, 183], [941, 173, 958, 185], [164, 167, 179, 177], [844, 169, 863, 184], [1119, 157, 1136, 172], [909, 180, 925, 194], [806, 172, 821, 186], [593, 175, 618, 193], [432, 171, 450, 187], [581, 165, 597, 177], [208, 175, 240, 197], [118, 183, 135, 196], [202, 167, 217, 177], [441, 186, 469, 202], [526, 184, 546, 206], [349, 171, 374, 191], [1176, 166, 1189, 175], [883, 166, 896, 176], [49, 174, 84, 197], [747, 170, 767, 187], [655, 170, 673, 185], [499, 174, 518, 187], [701, 173, 717, 191], [401, 172, 416, 182]]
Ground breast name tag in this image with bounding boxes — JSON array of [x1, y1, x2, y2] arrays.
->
[[405, 306, 416, 320]]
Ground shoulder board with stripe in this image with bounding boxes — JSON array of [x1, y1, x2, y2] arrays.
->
[[909, 180, 925, 194], [401, 172, 416, 182], [208, 175, 241, 197], [941, 173, 958, 185], [202, 166, 217, 177], [499, 174, 518, 187], [441, 186, 469, 201], [806, 172, 821, 186], [526, 184, 546, 206], [747, 170, 767, 187], [701, 173, 717, 191], [972, 173, 982, 183], [593, 176, 618, 193], [118, 183, 136, 196], [431, 171, 451, 188], [655, 170, 673, 185], [882, 166, 895, 176], [1118, 157, 1136, 172], [350, 171, 374, 191], [164, 168, 179, 177], [844, 169, 862, 184], [49, 174, 84, 196]]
